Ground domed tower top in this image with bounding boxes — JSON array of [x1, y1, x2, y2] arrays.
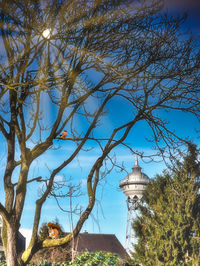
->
[[119, 155, 150, 200]]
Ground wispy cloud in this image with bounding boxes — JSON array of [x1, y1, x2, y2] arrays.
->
[[80, 178, 87, 186]]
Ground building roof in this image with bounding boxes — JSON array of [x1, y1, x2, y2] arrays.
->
[[73, 232, 129, 259]]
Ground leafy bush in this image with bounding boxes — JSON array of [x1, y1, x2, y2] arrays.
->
[[28, 261, 69, 266], [28, 251, 132, 265], [68, 251, 120, 265]]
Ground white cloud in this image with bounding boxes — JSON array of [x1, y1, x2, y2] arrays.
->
[[54, 175, 65, 182], [81, 178, 87, 186]]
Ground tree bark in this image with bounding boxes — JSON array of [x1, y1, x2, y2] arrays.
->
[[5, 224, 18, 266]]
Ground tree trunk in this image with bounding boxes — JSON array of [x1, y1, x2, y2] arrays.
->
[[5, 224, 18, 266]]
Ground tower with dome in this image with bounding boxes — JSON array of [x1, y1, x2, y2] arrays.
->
[[119, 155, 150, 253]]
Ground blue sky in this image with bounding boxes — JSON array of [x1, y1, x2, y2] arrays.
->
[[166, 0, 200, 29], [18, 111, 200, 248], [1, 0, 200, 250]]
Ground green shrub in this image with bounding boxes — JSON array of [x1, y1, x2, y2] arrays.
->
[[68, 251, 120, 265], [28, 251, 132, 265]]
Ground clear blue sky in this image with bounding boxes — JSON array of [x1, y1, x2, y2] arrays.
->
[[1, 0, 200, 249]]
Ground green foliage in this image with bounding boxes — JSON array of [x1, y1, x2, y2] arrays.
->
[[38, 223, 50, 242], [132, 144, 200, 265], [68, 251, 120, 265], [28, 251, 124, 265], [28, 261, 68, 266], [35, 261, 51, 266]]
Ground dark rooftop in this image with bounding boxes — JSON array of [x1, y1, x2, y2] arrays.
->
[[72, 232, 129, 259]]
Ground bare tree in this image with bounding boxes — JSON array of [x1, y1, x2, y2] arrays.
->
[[0, 0, 200, 265]]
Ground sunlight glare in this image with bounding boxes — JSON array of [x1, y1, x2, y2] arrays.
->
[[42, 28, 51, 39]]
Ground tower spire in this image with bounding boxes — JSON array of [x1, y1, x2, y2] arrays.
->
[[132, 154, 141, 172], [135, 154, 138, 166]]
